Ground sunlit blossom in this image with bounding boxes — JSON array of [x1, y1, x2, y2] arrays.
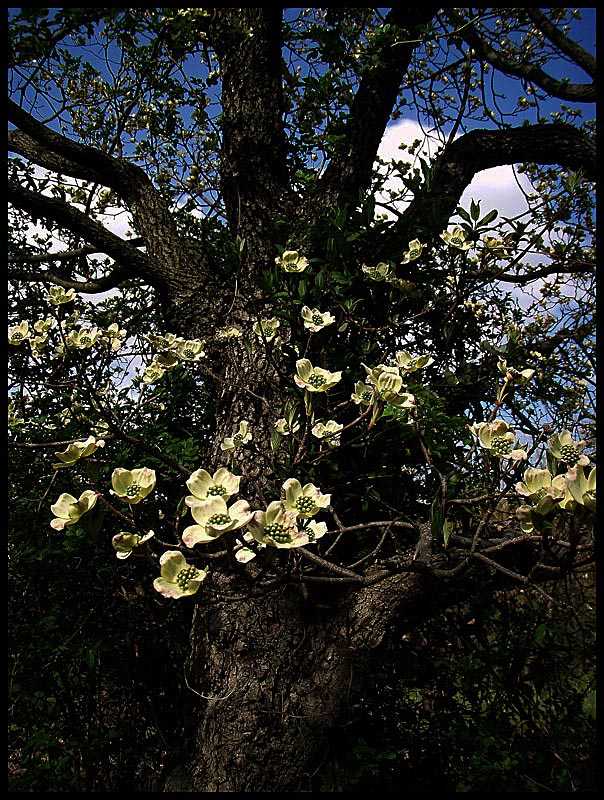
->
[[253, 317, 281, 341], [248, 501, 307, 548], [53, 435, 106, 469], [351, 381, 375, 406], [220, 420, 252, 451], [276, 250, 309, 273], [45, 285, 76, 305], [301, 306, 336, 332], [548, 429, 590, 468], [515, 467, 567, 515], [400, 238, 427, 264], [8, 321, 30, 345], [294, 358, 342, 393], [497, 360, 535, 384], [440, 226, 473, 250], [282, 478, 331, 518], [175, 338, 206, 361], [361, 262, 391, 281], [153, 551, 207, 599], [50, 490, 98, 530], [182, 496, 253, 546], [395, 350, 434, 374], [311, 420, 343, 447], [112, 530, 155, 559], [470, 419, 527, 460], [275, 418, 301, 435], [564, 465, 596, 512], [185, 467, 241, 503], [111, 467, 157, 504]]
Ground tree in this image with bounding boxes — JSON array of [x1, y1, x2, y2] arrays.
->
[[8, 7, 596, 792]]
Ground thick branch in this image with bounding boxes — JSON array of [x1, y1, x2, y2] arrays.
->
[[7, 179, 153, 276], [381, 122, 596, 254], [8, 100, 153, 203], [316, 7, 439, 208]]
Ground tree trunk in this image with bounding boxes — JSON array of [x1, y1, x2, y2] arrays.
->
[[162, 561, 501, 792]]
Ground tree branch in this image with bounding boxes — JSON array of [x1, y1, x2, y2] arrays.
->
[[445, 9, 596, 102]]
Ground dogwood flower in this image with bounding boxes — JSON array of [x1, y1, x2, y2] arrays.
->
[[440, 226, 473, 250], [50, 490, 98, 530], [142, 362, 166, 384], [185, 467, 241, 503], [175, 338, 205, 361], [276, 250, 309, 272], [294, 358, 342, 392], [515, 467, 567, 515], [153, 551, 207, 599], [253, 318, 281, 341], [497, 360, 535, 384], [111, 467, 156, 504], [303, 519, 328, 543], [112, 530, 155, 559], [395, 350, 435, 374], [53, 435, 106, 468], [362, 262, 391, 281], [275, 418, 301, 435], [351, 381, 375, 406], [301, 307, 336, 332], [8, 322, 30, 345], [146, 332, 181, 351], [65, 328, 102, 349], [548, 429, 590, 468], [564, 466, 596, 512], [481, 235, 514, 257], [470, 420, 527, 460], [182, 496, 253, 546], [400, 239, 426, 264], [34, 317, 56, 334], [282, 478, 331, 518], [215, 326, 242, 339], [248, 501, 307, 548], [220, 420, 252, 451], [311, 420, 343, 447], [103, 323, 127, 350], [46, 285, 76, 305]]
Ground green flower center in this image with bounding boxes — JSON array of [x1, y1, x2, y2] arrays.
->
[[451, 237, 463, 246], [12, 333, 23, 341], [80, 336, 91, 345], [233, 433, 244, 444], [560, 444, 580, 466], [264, 522, 291, 544], [207, 484, 227, 497], [295, 496, 315, 514], [491, 436, 513, 457], [126, 483, 142, 497], [183, 348, 195, 359], [308, 374, 326, 388], [409, 248, 420, 259], [264, 327, 274, 338], [361, 390, 373, 403], [306, 528, 316, 542], [176, 566, 199, 591], [207, 513, 231, 527], [158, 338, 170, 348], [311, 313, 323, 326]]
